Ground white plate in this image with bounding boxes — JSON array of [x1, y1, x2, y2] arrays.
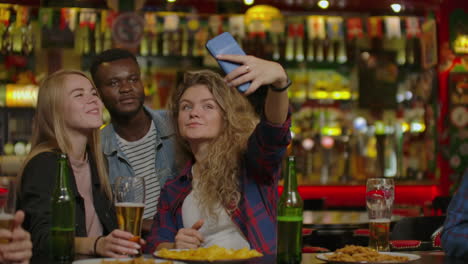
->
[[316, 252, 421, 263], [154, 249, 263, 263], [72, 258, 166, 264]]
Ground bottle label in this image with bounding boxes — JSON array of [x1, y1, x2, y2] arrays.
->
[[277, 215, 303, 222]]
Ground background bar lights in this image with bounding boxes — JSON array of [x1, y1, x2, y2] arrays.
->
[[318, 0, 330, 9], [244, 0, 255, 6], [321, 136, 334, 149], [6, 84, 38, 107], [391, 3, 402, 13]]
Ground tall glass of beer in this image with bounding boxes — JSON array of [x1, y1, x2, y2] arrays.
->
[[0, 177, 16, 243], [366, 178, 394, 251], [113, 176, 145, 253]]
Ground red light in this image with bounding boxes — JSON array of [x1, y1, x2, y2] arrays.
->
[[321, 136, 334, 149]]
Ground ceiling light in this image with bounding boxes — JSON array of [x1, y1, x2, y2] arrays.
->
[[244, 0, 255, 5], [318, 0, 330, 9], [391, 3, 402, 13]]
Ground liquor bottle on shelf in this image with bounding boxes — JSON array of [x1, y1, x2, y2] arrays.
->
[[406, 38, 415, 65], [139, 31, 149, 56], [396, 39, 406, 65], [150, 30, 158, 56], [50, 153, 75, 262], [315, 38, 324, 62], [340, 128, 352, 182], [326, 40, 335, 63], [337, 40, 347, 63], [285, 24, 294, 61], [295, 24, 304, 62], [103, 28, 112, 52], [162, 29, 169, 56], [306, 35, 314, 62], [94, 21, 102, 55], [181, 22, 189, 57], [272, 33, 281, 60], [277, 156, 303, 264]]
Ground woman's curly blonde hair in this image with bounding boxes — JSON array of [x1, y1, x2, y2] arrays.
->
[[168, 70, 259, 216]]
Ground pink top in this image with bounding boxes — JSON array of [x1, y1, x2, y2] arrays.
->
[[69, 154, 103, 237]]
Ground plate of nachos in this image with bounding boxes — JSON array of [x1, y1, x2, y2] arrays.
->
[[316, 245, 420, 263], [154, 245, 263, 263]]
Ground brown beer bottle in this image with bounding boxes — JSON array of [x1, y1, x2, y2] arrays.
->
[[50, 153, 75, 262], [277, 156, 303, 264]]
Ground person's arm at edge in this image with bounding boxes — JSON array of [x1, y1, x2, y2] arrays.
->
[[441, 174, 468, 258]]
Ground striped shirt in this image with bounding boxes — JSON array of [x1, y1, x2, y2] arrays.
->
[[117, 122, 160, 219]]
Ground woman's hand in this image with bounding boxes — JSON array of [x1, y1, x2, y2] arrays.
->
[[96, 229, 145, 258], [0, 210, 32, 264], [218, 54, 289, 95], [175, 219, 204, 249]]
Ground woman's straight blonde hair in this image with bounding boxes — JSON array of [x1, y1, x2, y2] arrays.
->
[[17, 69, 111, 199], [168, 70, 259, 217]]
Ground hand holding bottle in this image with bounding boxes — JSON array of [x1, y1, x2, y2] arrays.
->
[[175, 219, 204, 249]]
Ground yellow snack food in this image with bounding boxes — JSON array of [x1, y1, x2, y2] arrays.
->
[[156, 245, 263, 261], [101, 257, 171, 264], [325, 245, 410, 262]]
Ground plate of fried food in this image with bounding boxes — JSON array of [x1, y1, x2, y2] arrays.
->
[[316, 245, 421, 263], [72, 257, 172, 264], [153, 245, 263, 263]]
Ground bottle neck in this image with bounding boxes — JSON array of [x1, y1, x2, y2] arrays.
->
[[284, 157, 298, 192], [56, 156, 70, 190]]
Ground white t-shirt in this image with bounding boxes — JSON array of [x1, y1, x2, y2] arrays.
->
[[181, 180, 250, 249]]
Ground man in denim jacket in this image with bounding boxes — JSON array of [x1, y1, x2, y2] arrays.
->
[[90, 49, 178, 231]]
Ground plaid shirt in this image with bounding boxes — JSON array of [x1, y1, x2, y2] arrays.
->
[[144, 112, 291, 255], [441, 171, 468, 258]]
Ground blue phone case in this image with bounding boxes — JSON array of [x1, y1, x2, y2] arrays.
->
[[206, 32, 250, 92]]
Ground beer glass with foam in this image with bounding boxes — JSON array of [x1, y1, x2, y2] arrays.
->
[[0, 177, 15, 243], [113, 176, 145, 253], [366, 178, 394, 251]]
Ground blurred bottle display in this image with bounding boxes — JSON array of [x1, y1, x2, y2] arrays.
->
[[0, 5, 437, 185], [50, 153, 75, 262], [278, 156, 303, 264]]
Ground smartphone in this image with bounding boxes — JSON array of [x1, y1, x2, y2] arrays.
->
[[206, 32, 250, 92]]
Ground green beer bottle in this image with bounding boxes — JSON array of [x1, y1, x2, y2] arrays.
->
[[50, 153, 75, 262], [277, 156, 303, 264]]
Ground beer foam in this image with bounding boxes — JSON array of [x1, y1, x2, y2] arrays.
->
[[115, 202, 145, 207], [369, 218, 391, 223]]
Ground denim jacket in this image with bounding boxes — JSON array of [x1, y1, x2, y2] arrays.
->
[[101, 105, 178, 187]]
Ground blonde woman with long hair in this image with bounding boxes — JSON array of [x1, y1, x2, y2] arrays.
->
[[17, 70, 142, 259], [145, 55, 291, 255]]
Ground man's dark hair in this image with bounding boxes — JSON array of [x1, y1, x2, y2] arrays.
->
[[90, 48, 138, 86]]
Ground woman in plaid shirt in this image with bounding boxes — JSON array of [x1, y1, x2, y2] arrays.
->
[[145, 54, 291, 255]]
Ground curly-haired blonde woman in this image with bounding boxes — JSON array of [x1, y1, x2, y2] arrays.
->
[[145, 55, 291, 255]]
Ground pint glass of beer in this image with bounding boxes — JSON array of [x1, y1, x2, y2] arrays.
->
[[0, 177, 16, 243], [366, 178, 394, 251], [113, 177, 145, 247]]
